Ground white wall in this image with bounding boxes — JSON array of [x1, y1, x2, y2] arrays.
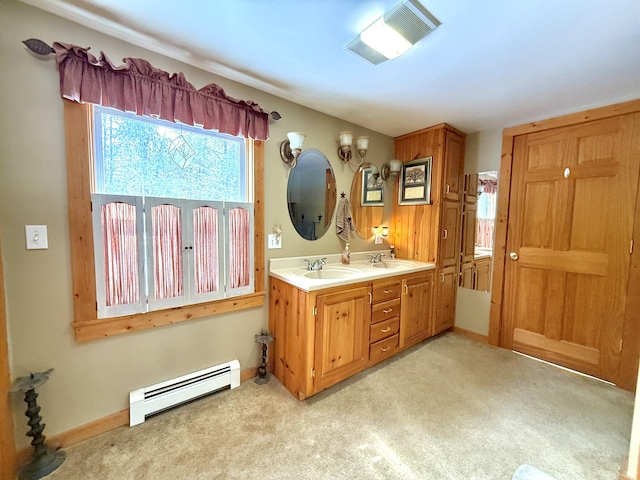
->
[[454, 128, 502, 335]]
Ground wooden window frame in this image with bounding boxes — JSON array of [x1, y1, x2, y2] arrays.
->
[[64, 100, 265, 341]]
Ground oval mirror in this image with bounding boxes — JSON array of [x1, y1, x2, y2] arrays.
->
[[350, 166, 384, 239], [287, 149, 337, 240]]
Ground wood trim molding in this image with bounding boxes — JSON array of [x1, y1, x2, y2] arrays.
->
[[452, 327, 488, 344], [0, 234, 16, 479], [73, 292, 265, 341], [16, 367, 259, 465], [504, 98, 640, 137]]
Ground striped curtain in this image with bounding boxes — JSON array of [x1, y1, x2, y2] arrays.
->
[[152, 204, 183, 300], [228, 207, 250, 289], [193, 206, 219, 294], [477, 218, 495, 249], [101, 202, 139, 307]]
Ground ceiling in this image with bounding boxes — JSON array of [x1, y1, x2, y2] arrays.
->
[[22, 0, 640, 137]]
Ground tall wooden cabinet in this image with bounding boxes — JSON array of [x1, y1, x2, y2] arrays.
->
[[392, 124, 465, 334]]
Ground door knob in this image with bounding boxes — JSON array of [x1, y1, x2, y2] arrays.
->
[[509, 252, 519, 260]]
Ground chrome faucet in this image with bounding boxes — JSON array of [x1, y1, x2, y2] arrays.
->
[[368, 253, 387, 264], [303, 258, 327, 271]]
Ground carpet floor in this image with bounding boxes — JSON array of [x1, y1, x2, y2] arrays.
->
[[45, 332, 634, 479]]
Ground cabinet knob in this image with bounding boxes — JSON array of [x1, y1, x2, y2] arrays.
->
[[381, 346, 391, 352], [443, 229, 448, 239], [381, 327, 391, 333], [383, 308, 393, 314], [509, 252, 519, 260]]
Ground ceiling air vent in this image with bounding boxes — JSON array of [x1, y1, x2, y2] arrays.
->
[[345, 0, 441, 65]]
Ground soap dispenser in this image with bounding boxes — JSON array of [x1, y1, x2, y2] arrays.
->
[[342, 243, 351, 265]]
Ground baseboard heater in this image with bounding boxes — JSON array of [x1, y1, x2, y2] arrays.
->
[[129, 359, 240, 426]]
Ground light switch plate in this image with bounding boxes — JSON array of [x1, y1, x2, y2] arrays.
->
[[267, 233, 282, 249], [25, 225, 48, 250]]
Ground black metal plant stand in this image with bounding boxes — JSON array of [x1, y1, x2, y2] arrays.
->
[[11, 369, 65, 480], [254, 330, 274, 385]]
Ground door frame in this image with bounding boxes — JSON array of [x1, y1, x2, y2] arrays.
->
[[488, 98, 640, 391], [0, 233, 16, 479]]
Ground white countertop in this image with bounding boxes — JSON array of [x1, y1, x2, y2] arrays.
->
[[474, 248, 493, 260], [269, 250, 436, 292]]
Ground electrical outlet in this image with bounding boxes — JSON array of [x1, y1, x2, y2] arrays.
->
[[268, 233, 282, 249], [25, 225, 48, 250]]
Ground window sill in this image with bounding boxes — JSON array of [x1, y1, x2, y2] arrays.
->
[[72, 291, 266, 342]]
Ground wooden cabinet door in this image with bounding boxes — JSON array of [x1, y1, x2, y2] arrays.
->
[[460, 201, 477, 264], [443, 130, 465, 201], [314, 286, 371, 393], [464, 173, 479, 203], [439, 200, 460, 268], [474, 258, 491, 292], [434, 267, 457, 335], [460, 262, 474, 289], [504, 114, 640, 382], [400, 272, 434, 349]]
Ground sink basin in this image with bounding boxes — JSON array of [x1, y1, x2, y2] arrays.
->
[[295, 266, 361, 280], [371, 260, 418, 269]]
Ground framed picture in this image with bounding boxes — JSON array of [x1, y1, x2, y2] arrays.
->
[[361, 167, 384, 206], [398, 157, 432, 205]]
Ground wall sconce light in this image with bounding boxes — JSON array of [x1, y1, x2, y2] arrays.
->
[[373, 225, 389, 244], [380, 159, 403, 183], [280, 132, 306, 169], [338, 131, 369, 169], [366, 164, 383, 187]]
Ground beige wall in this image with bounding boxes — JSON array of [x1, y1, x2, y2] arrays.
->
[[0, 0, 394, 448], [454, 128, 502, 335]]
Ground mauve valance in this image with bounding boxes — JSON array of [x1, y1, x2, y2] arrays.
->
[[52, 42, 270, 140]]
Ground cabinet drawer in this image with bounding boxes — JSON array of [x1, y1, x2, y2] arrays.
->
[[372, 298, 400, 324], [372, 282, 401, 303], [370, 317, 399, 344], [369, 334, 399, 364]]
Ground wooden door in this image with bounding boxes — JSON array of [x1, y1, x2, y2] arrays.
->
[[400, 272, 434, 348], [324, 168, 336, 228], [314, 286, 370, 393], [443, 130, 465, 201], [434, 267, 457, 335], [439, 201, 460, 267], [504, 114, 640, 381]]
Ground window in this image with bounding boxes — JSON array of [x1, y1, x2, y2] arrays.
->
[[90, 107, 253, 318], [64, 101, 265, 341]]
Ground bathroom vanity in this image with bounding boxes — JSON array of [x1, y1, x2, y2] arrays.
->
[[268, 252, 435, 400]]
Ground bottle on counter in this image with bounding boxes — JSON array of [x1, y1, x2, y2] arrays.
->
[[342, 243, 351, 265], [390, 245, 396, 259]]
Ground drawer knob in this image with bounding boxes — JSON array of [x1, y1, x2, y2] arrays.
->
[[383, 289, 392, 294], [383, 308, 393, 313], [381, 346, 391, 352], [381, 327, 391, 333]]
